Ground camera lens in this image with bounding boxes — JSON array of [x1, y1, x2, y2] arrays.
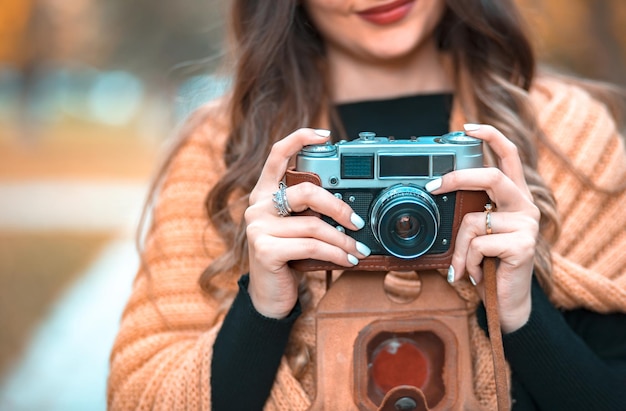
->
[[394, 214, 420, 241], [371, 184, 439, 259]]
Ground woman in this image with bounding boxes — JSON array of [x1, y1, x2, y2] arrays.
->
[[107, 1, 626, 410]]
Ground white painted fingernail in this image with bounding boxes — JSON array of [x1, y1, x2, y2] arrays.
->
[[315, 129, 331, 137], [447, 265, 455, 283], [425, 178, 442, 193], [356, 241, 371, 257], [347, 254, 359, 266], [351, 213, 365, 230], [463, 123, 481, 132], [469, 275, 477, 286]]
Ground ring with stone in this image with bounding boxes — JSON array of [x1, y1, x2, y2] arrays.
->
[[484, 203, 493, 235], [272, 182, 292, 217]]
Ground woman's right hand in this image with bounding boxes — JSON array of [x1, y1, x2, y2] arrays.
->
[[245, 128, 370, 319]]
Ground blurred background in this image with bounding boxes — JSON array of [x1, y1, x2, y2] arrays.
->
[[0, 0, 624, 410]]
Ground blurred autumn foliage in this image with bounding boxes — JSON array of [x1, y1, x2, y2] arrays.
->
[[0, 0, 225, 77], [1, 0, 624, 86], [0, 0, 624, 138], [519, 0, 626, 86], [0, 0, 227, 145]]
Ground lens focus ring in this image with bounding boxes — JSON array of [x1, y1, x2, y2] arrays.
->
[[370, 184, 440, 259]]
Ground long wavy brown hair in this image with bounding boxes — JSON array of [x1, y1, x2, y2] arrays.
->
[[197, 0, 561, 292]]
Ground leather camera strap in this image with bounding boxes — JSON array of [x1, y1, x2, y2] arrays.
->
[[483, 256, 510, 411]]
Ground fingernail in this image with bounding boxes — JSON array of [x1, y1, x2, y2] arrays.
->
[[463, 123, 481, 132], [347, 254, 359, 266], [469, 275, 477, 286], [356, 241, 371, 257], [315, 129, 331, 138], [351, 213, 365, 230], [425, 178, 442, 193], [447, 265, 455, 283]]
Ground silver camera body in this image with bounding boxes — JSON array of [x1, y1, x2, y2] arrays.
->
[[295, 131, 484, 259]]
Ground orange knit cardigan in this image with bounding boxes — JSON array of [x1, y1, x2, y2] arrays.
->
[[107, 77, 626, 410]]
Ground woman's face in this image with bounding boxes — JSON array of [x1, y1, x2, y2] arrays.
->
[[302, 0, 447, 63]]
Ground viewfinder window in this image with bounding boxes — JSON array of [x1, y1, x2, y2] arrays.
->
[[379, 155, 429, 177], [432, 155, 455, 176]]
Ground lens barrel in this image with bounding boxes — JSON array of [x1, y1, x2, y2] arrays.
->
[[370, 185, 440, 259]]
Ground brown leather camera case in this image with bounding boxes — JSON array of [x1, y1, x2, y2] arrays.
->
[[310, 270, 486, 410]]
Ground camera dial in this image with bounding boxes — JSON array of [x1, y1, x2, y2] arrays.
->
[[440, 131, 480, 145], [301, 142, 337, 157], [358, 131, 377, 142]]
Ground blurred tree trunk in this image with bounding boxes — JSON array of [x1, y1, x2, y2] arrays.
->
[[587, 0, 626, 86]]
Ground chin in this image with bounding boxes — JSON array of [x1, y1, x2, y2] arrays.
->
[[359, 32, 435, 62]]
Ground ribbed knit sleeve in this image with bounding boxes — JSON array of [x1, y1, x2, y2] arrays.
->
[[531, 77, 626, 312], [477, 277, 626, 410], [107, 107, 228, 411], [212, 274, 302, 411], [501, 284, 626, 411], [106, 106, 311, 411]]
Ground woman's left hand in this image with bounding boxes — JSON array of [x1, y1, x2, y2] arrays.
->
[[426, 124, 540, 333]]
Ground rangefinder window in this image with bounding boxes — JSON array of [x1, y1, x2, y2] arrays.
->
[[432, 155, 455, 176], [341, 154, 375, 179], [379, 155, 429, 178]]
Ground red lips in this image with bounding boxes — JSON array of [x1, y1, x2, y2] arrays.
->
[[358, 0, 415, 25]]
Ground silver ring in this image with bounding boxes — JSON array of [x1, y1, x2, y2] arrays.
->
[[273, 182, 292, 217], [484, 203, 493, 235]]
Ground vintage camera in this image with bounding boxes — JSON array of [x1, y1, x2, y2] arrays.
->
[[293, 131, 483, 262]]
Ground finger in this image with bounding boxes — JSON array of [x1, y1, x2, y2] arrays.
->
[[249, 181, 365, 231], [248, 215, 371, 258], [464, 232, 536, 284], [256, 128, 331, 192], [252, 235, 362, 268], [463, 123, 531, 198], [283, 182, 365, 231], [449, 211, 535, 280], [428, 167, 531, 211]]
